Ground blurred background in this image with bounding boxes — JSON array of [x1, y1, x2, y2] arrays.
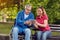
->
[[0, 0, 60, 34]]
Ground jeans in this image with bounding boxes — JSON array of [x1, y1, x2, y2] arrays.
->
[[12, 27, 31, 40], [37, 30, 51, 40]]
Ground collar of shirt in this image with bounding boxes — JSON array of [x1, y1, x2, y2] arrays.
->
[[24, 13, 29, 19]]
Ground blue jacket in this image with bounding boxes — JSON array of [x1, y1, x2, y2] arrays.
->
[[15, 10, 34, 29]]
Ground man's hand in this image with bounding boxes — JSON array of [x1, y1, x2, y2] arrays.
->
[[24, 20, 30, 24], [24, 21, 28, 24], [33, 20, 38, 24], [24, 20, 32, 26]]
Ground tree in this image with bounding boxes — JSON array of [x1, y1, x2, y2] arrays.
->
[[0, 0, 60, 24]]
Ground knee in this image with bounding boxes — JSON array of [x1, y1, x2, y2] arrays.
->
[[13, 27, 18, 32], [25, 28, 31, 34], [42, 31, 51, 38], [37, 31, 42, 35], [42, 33, 47, 39]]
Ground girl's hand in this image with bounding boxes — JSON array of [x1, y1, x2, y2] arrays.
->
[[34, 23, 38, 29], [35, 21, 41, 26], [33, 20, 39, 29]]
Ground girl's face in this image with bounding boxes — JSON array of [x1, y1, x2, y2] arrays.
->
[[37, 8, 43, 16]]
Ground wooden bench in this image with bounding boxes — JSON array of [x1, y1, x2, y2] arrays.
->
[[47, 24, 60, 40], [10, 24, 60, 40], [9, 19, 60, 40], [31, 24, 60, 40]]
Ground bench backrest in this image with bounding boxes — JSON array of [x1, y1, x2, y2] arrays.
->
[[49, 24, 60, 32]]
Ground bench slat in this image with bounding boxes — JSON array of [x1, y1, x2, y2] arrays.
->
[[49, 24, 60, 27], [51, 30, 60, 32], [51, 27, 60, 29]]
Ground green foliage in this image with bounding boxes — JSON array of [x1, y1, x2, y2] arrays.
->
[[23, 0, 60, 24], [0, 0, 60, 24], [46, 0, 60, 23]]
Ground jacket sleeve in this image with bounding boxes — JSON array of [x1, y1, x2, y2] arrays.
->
[[29, 13, 34, 21], [16, 11, 24, 26]]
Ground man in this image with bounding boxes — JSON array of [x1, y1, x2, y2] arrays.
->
[[12, 4, 34, 40]]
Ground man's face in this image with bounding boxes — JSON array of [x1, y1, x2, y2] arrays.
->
[[25, 7, 31, 15]]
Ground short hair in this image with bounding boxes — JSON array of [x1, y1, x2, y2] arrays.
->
[[25, 4, 32, 9]]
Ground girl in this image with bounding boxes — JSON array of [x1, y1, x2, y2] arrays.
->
[[34, 7, 51, 40]]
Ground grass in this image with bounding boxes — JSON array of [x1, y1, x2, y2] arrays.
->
[[0, 22, 60, 36]]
